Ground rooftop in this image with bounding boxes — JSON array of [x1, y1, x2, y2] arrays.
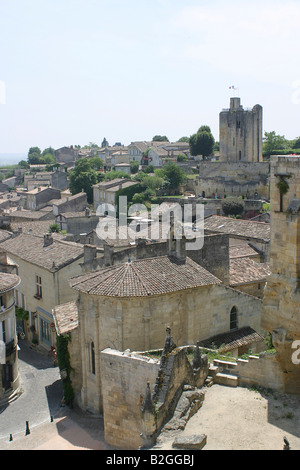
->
[[70, 255, 221, 298], [53, 301, 78, 335], [0, 272, 21, 294], [198, 326, 264, 353], [230, 258, 271, 286], [0, 233, 84, 271], [229, 241, 260, 259], [204, 215, 270, 241]]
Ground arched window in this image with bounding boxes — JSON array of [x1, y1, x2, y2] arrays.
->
[[90, 341, 95, 375], [230, 307, 238, 330]]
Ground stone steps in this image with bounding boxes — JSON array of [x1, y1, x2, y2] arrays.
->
[[214, 372, 238, 387]]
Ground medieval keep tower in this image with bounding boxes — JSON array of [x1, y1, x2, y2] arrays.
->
[[219, 97, 263, 163], [262, 156, 300, 394]]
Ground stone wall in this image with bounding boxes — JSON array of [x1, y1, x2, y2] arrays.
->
[[212, 353, 285, 392], [100, 348, 160, 449], [188, 233, 230, 284], [262, 156, 300, 394], [219, 98, 263, 163], [195, 161, 270, 200], [100, 332, 209, 450]]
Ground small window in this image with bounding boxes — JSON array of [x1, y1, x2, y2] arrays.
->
[[35, 275, 42, 298], [230, 307, 238, 330], [91, 341, 96, 375], [233, 137, 235, 146], [239, 150, 242, 161]]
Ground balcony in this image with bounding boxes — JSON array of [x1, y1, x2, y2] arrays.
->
[[0, 300, 15, 315], [5, 339, 17, 356]]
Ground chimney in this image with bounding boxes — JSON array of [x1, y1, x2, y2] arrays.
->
[[84, 244, 97, 264], [103, 243, 113, 266], [168, 215, 186, 262], [43, 233, 53, 247]]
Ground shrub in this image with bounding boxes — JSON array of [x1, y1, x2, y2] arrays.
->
[[222, 198, 245, 216]]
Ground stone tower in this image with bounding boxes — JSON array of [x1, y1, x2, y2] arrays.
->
[[262, 156, 300, 394], [219, 97, 263, 163]]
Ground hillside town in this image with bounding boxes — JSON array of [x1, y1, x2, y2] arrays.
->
[[0, 96, 300, 452]]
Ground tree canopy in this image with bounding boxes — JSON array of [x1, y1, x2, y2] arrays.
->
[[152, 135, 169, 142], [160, 161, 186, 192], [263, 131, 289, 155], [189, 126, 215, 158], [68, 158, 98, 203], [27, 146, 56, 165]]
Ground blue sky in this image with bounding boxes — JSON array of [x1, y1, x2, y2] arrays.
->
[[0, 0, 300, 155]]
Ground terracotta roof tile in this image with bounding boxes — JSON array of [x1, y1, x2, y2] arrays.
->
[[53, 301, 78, 335], [230, 258, 271, 286], [70, 255, 221, 297], [0, 273, 20, 293], [198, 326, 264, 353], [204, 215, 270, 241], [0, 233, 84, 271]]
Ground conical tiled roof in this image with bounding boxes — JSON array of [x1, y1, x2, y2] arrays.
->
[[69, 255, 221, 297]]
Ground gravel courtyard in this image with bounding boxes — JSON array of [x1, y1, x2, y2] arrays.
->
[[153, 383, 300, 451]]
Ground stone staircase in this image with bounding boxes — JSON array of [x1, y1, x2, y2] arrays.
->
[[206, 359, 239, 388]]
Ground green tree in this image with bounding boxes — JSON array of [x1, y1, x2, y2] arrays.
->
[[18, 160, 30, 169], [189, 126, 215, 158], [144, 164, 154, 174], [68, 158, 98, 203], [141, 175, 164, 192], [42, 146, 55, 156], [42, 153, 56, 164], [89, 157, 104, 170], [130, 161, 139, 174], [222, 198, 245, 217], [293, 137, 300, 149], [161, 162, 186, 193], [152, 135, 169, 142], [177, 153, 188, 162], [49, 223, 60, 233], [27, 146, 42, 164], [104, 170, 129, 181], [263, 131, 289, 155], [178, 136, 190, 143]]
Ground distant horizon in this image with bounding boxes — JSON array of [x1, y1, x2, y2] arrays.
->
[[0, 153, 27, 166], [0, 0, 299, 154]]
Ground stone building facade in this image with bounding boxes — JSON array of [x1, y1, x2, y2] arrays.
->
[[219, 97, 263, 163], [262, 155, 300, 394], [67, 237, 263, 414], [194, 97, 269, 200], [0, 272, 21, 403], [0, 233, 84, 351]]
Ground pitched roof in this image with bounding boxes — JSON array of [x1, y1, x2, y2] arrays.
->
[[53, 301, 78, 335], [197, 326, 264, 353], [0, 233, 84, 271], [204, 215, 270, 241], [230, 258, 271, 286], [70, 255, 221, 297], [0, 230, 13, 243], [229, 241, 260, 259], [9, 209, 54, 220], [0, 272, 21, 294]]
